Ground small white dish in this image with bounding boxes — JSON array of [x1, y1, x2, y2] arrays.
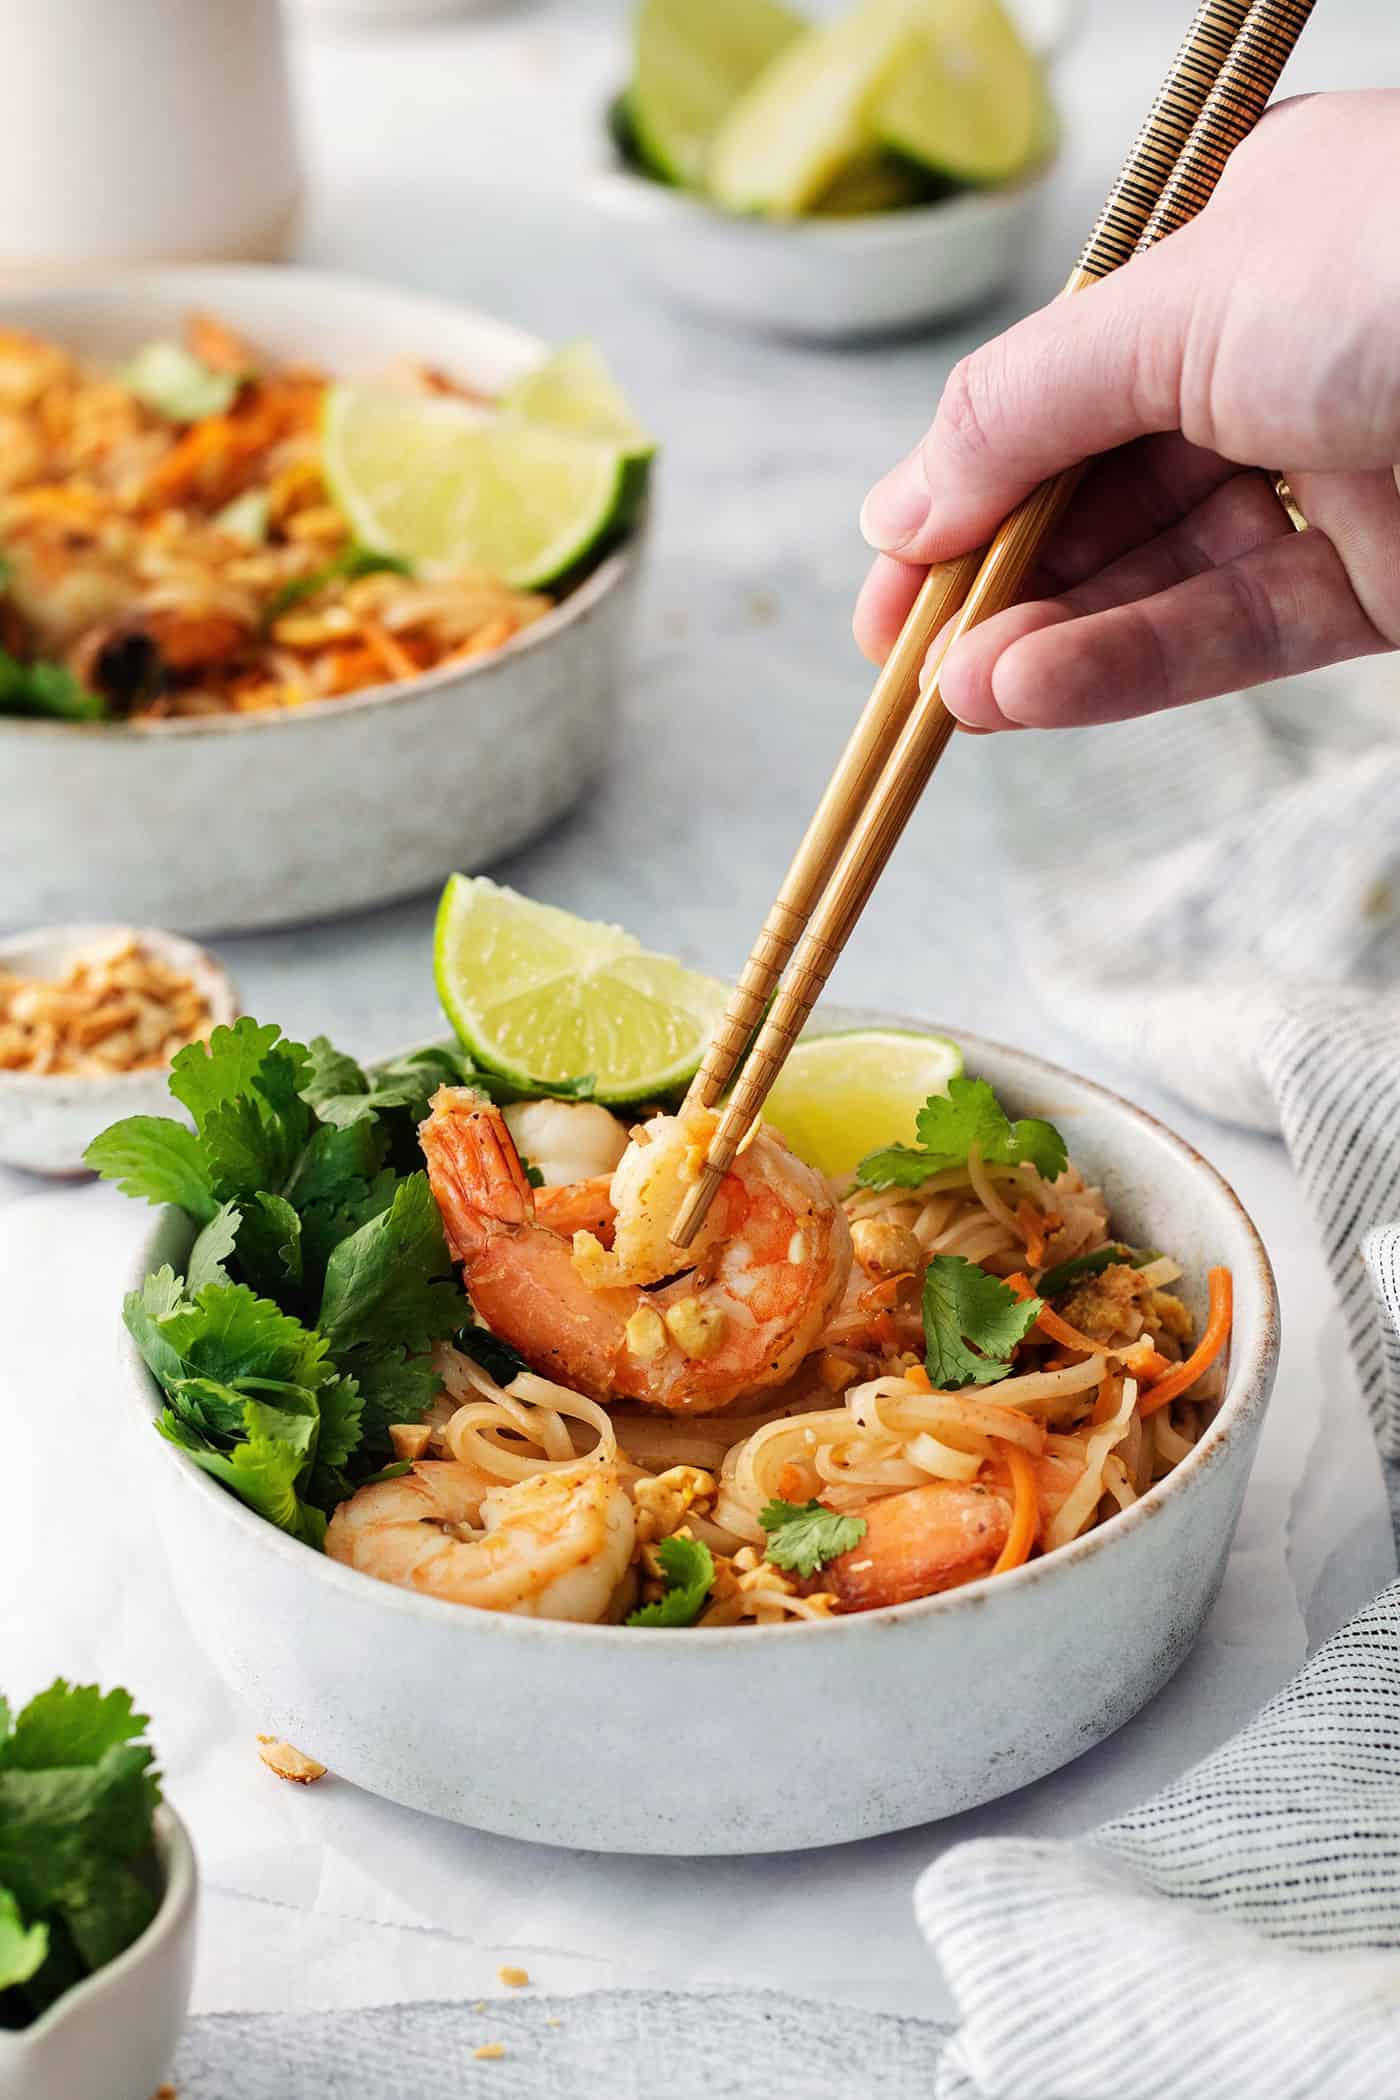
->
[[588, 0, 1079, 342], [0, 924, 238, 1176], [0, 267, 649, 935], [0, 1805, 197, 2100], [119, 1016, 1279, 1855]]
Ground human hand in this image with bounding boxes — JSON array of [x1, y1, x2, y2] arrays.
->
[[854, 92, 1400, 729]]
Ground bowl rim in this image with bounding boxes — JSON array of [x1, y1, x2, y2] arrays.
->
[[0, 262, 644, 745], [0, 923, 238, 1095], [0, 1803, 196, 2052], [121, 1017, 1280, 1649]]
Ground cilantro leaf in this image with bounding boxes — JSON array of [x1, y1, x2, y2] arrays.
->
[[186, 1202, 242, 1294], [169, 1019, 285, 1130], [120, 339, 239, 421], [318, 1171, 461, 1358], [0, 1684, 149, 1773], [236, 1191, 304, 1298], [158, 1398, 325, 1548], [0, 1888, 47, 1993], [759, 1499, 866, 1577], [310, 1374, 363, 1476], [83, 1117, 217, 1222], [265, 545, 413, 623], [922, 1255, 1041, 1389], [857, 1075, 1068, 1190], [0, 1684, 161, 2019], [0, 648, 104, 722], [626, 1535, 715, 1628], [126, 1280, 333, 1395], [336, 1343, 439, 1450], [201, 1041, 313, 1203]]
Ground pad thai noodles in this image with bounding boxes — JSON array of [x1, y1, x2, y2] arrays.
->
[[0, 312, 554, 722], [95, 1017, 1234, 1632]]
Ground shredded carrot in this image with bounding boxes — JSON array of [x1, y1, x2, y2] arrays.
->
[[448, 612, 518, 662], [1129, 1346, 1173, 1386], [905, 1363, 932, 1393], [358, 618, 419, 684], [1138, 1268, 1233, 1417], [774, 1462, 808, 1503], [1016, 1203, 1047, 1269], [990, 1439, 1038, 1574], [1004, 1272, 1104, 1357]]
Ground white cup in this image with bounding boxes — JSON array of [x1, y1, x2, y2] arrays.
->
[[0, 0, 302, 281]]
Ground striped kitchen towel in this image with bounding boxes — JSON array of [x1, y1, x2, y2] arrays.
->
[[917, 663, 1400, 2098]]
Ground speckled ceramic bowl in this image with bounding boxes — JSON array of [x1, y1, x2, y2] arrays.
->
[[0, 267, 647, 936], [119, 1019, 1279, 1854], [0, 923, 237, 1175], [0, 1806, 197, 2100]]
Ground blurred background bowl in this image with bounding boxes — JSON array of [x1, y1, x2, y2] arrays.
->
[[588, 0, 1079, 342], [0, 266, 648, 937]]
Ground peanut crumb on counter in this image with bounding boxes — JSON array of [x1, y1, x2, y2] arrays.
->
[[472, 2000, 486, 2013], [153, 2086, 178, 2099], [545, 2017, 563, 2029], [256, 1735, 327, 1784], [473, 2043, 507, 2061], [497, 1964, 529, 1988], [0, 932, 213, 1076]]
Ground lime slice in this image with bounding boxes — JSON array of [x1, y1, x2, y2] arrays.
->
[[502, 343, 654, 460], [874, 0, 1049, 186], [434, 875, 730, 1104], [632, 0, 803, 190], [707, 0, 918, 218], [322, 384, 631, 589], [761, 1027, 962, 1181], [812, 147, 930, 216]]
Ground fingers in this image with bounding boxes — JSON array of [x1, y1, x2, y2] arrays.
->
[[858, 232, 1198, 566], [939, 526, 1387, 731], [853, 432, 1239, 667]]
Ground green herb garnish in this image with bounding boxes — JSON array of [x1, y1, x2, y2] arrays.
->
[[760, 1499, 866, 1577], [121, 340, 240, 422], [1037, 1244, 1158, 1299], [856, 1075, 1067, 1192], [264, 546, 414, 623], [922, 1254, 1041, 1390], [0, 648, 104, 722], [0, 1683, 161, 2029], [626, 1535, 715, 1628]]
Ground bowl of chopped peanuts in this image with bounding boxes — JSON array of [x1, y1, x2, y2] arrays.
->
[[0, 923, 236, 1174]]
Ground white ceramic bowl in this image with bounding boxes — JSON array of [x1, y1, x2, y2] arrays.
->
[[0, 1805, 197, 2100], [0, 267, 647, 936], [0, 923, 237, 1175], [589, 0, 1078, 342], [120, 1019, 1278, 1854]]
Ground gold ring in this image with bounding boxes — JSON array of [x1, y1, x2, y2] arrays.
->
[[1272, 474, 1308, 532]]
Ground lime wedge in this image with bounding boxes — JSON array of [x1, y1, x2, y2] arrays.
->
[[502, 343, 654, 460], [632, 0, 804, 190], [434, 875, 730, 1104], [874, 0, 1049, 186], [812, 147, 931, 216], [322, 384, 631, 589], [708, 0, 918, 218], [761, 1027, 962, 1181]]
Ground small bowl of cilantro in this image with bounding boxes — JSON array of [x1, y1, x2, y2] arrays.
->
[[0, 1682, 196, 2100]]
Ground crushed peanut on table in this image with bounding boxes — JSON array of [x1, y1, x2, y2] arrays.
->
[[473, 2043, 507, 2061], [497, 1964, 530, 1989], [256, 1735, 327, 1785], [0, 933, 213, 1076]]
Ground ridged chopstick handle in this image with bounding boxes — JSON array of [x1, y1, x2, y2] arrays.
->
[[1076, 0, 1254, 280]]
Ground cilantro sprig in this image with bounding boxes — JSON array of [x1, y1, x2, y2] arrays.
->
[[857, 1076, 1068, 1192], [922, 1255, 1041, 1389], [0, 647, 104, 723], [0, 1683, 161, 2029], [626, 1535, 715, 1628], [760, 1499, 866, 1577]]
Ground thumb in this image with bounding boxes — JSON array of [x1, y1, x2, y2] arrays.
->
[[859, 229, 1201, 564]]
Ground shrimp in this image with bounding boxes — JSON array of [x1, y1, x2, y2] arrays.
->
[[420, 1087, 852, 1416], [818, 1480, 1012, 1611], [325, 1459, 635, 1623]]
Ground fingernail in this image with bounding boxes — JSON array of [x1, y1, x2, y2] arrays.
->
[[859, 458, 930, 552]]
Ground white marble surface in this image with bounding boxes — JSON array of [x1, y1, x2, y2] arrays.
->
[[5, 0, 1400, 2042]]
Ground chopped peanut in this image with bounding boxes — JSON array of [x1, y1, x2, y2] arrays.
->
[[256, 1736, 327, 1785], [473, 2043, 507, 2061], [497, 1965, 530, 1988], [0, 933, 213, 1076], [632, 1465, 717, 1543], [663, 1299, 727, 1360], [850, 1217, 923, 1279], [389, 1421, 433, 1462], [624, 1304, 668, 1360]]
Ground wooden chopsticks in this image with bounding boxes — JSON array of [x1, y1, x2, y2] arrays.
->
[[672, 0, 1315, 1248]]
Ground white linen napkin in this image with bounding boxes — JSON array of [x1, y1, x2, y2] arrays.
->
[[917, 659, 1400, 2099]]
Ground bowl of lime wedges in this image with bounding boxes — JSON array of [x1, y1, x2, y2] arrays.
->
[[0, 266, 652, 935], [592, 0, 1076, 341]]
